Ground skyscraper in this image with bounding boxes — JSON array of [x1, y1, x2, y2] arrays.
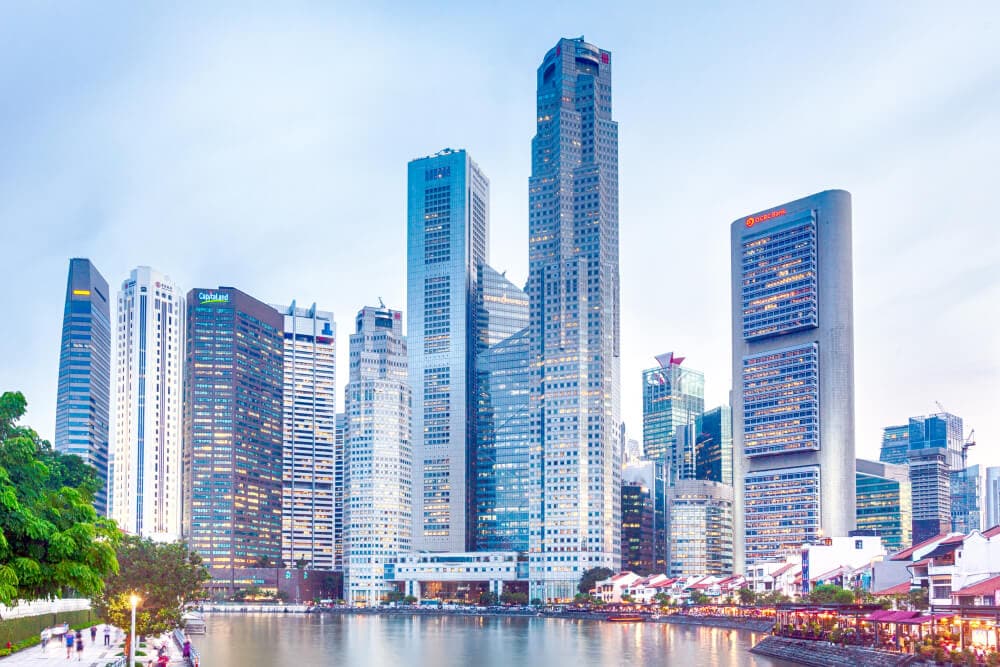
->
[[274, 302, 337, 571], [182, 287, 284, 588], [474, 267, 530, 552], [951, 464, 983, 535], [907, 412, 964, 542], [987, 467, 1000, 530], [407, 148, 489, 553], [642, 353, 705, 481], [54, 258, 111, 515], [731, 190, 856, 569], [111, 267, 184, 540], [335, 413, 347, 571], [344, 304, 412, 606], [696, 405, 733, 486], [879, 424, 910, 465], [856, 459, 912, 551], [666, 479, 734, 577], [620, 459, 667, 575], [528, 37, 621, 601]]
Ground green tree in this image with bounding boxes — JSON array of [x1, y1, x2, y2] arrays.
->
[[738, 588, 756, 605], [808, 584, 855, 605], [689, 591, 710, 605], [501, 591, 528, 605], [385, 589, 405, 603], [479, 590, 499, 605], [0, 391, 120, 604], [91, 535, 209, 636], [652, 591, 672, 607], [907, 588, 928, 611], [578, 566, 614, 595]]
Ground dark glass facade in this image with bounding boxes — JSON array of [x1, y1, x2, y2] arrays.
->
[[54, 258, 111, 515], [696, 405, 733, 485], [182, 287, 284, 587], [621, 482, 655, 575], [641, 355, 704, 477], [879, 424, 910, 465], [856, 459, 912, 551]]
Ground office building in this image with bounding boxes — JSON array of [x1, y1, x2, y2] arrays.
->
[[54, 258, 111, 515], [182, 287, 284, 587], [475, 269, 530, 552], [987, 467, 1000, 530], [908, 413, 964, 543], [344, 305, 412, 606], [335, 413, 346, 571], [951, 464, 983, 535], [407, 148, 489, 553], [731, 190, 856, 569], [880, 425, 910, 465], [274, 302, 337, 570], [621, 460, 667, 575], [856, 459, 912, 551], [696, 405, 733, 485], [666, 479, 734, 577], [528, 37, 621, 602], [111, 267, 184, 540], [642, 353, 705, 482]]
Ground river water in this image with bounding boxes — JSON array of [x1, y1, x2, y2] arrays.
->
[[196, 613, 796, 666]]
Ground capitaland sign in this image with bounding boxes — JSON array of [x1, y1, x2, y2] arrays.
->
[[745, 208, 787, 228], [199, 291, 230, 305]]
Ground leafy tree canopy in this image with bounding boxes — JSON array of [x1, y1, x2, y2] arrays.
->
[[0, 391, 120, 605], [808, 584, 855, 605], [91, 535, 209, 636], [578, 567, 614, 595]]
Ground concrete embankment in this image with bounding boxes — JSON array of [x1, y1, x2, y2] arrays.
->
[[656, 615, 774, 633], [751, 636, 912, 667]]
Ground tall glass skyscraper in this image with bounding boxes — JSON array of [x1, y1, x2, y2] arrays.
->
[[528, 37, 621, 601], [856, 459, 912, 551], [344, 305, 412, 606], [951, 464, 983, 534], [474, 267, 529, 552], [907, 412, 964, 542], [407, 148, 489, 553], [642, 353, 705, 481], [111, 267, 184, 541], [666, 479, 734, 577], [620, 460, 667, 575], [731, 190, 855, 569], [182, 287, 284, 588], [696, 405, 733, 485], [55, 258, 111, 515], [274, 302, 337, 571]]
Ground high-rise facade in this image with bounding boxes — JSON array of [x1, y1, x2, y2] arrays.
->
[[620, 460, 667, 575], [696, 405, 733, 486], [731, 190, 856, 569], [528, 37, 621, 601], [54, 258, 111, 515], [951, 464, 983, 535], [274, 302, 337, 571], [856, 459, 912, 552], [407, 148, 489, 553], [879, 425, 910, 465], [666, 479, 734, 577], [335, 413, 347, 571], [907, 413, 964, 543], [987, 467, 1000, 530], [111, 267, 184, 540], [475, 268, 530, 552], [344, 305, 412, 606], [182, 287, 284, 585], [642, 353, 705, 481]]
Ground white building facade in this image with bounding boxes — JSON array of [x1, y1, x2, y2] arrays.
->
[[111, 267, 184, 541], [344, 305, 412, 606], [274, 302, 337, 571]]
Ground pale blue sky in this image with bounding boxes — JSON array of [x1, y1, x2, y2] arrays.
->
[[1, 2, 997, 465]]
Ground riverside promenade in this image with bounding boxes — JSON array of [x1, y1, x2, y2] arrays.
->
[[0, 629, 185, 667]]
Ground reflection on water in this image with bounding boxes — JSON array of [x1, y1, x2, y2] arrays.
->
[[197, 613, 797, 667]]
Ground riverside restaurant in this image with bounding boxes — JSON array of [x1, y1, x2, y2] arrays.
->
[[773, 603, 1000, 663]]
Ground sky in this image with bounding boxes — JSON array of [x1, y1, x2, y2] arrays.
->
[[1, 1, 998, 467]]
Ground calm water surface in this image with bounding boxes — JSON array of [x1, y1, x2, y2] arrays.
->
[[197, 613, 796, 667]]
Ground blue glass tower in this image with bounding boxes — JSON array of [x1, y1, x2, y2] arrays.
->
[[641, 353, 704, 482], [696, 405, 733, 486], [474, 266, 529, 552], [407, 148, 489, 553], [880, 424, 910, 465], [907, 412, 964, 543], [54, 258, 111, 515]]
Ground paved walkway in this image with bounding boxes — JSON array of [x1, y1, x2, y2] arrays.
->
[[0, 628, 184, 667]]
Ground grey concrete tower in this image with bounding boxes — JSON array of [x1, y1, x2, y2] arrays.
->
[[730, 189, 855, 571]]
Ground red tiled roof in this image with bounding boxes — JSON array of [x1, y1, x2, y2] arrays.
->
[[941, 535, 966, 545], [873, 581, 913, 596], [911, 558, 931, 567], [983, 525, 1000, 538], [891, 533, 950, 561], [867, 610, 919, 621], [771, 563, 797, 577], [951, 575, 1000, 598]]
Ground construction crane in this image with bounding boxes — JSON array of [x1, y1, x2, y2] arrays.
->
[[962, 429, 977, 468], [934, 400, 948, 415]]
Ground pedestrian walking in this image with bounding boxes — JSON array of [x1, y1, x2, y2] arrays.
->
[[65, 631, 74, 659], [74, 629, 84, 661], [90, 625, 97, 643], [183, 639, 191, 658], [40, 627, 50, 652], [104, 625, 111, 646]]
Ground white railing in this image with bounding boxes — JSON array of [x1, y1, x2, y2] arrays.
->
[[0, 598, 91, 619], [172, 627, 202, 666]]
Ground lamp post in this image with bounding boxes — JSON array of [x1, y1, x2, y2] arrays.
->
[[128, 594, 140, 667]]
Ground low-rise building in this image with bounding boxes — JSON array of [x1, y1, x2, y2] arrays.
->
[[594, 572, 642, 603], [388, 551, 527, 602]]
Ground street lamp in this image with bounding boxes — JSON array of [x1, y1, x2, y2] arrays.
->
[[128, 594, 141, 667]]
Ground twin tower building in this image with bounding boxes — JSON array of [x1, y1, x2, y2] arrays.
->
[[53, 37, 856, 603]]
